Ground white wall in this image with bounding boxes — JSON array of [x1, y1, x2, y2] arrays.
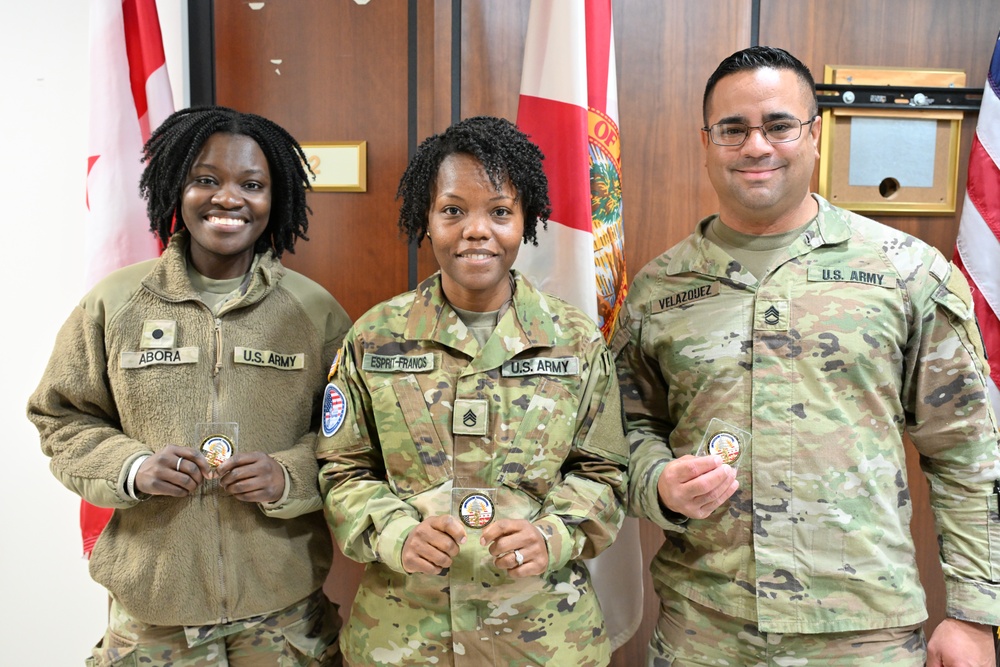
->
[[0, 1, 186, 663]]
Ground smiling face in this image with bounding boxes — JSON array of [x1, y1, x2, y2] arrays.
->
[[702, 67, 821, 234], [427, 153, 524, 312], [180, 132, 272, 279]]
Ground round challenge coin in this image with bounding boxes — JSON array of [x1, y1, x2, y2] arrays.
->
[[458, 492, 495, 529], [201, 434, 234, 467], [707, 431, 742, 465]]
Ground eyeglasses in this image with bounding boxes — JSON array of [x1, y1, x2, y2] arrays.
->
[[702, 117, 817, 146]]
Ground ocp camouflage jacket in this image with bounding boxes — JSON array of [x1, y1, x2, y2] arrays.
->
[[318, 271, 628, 667], [616, 195, 1000, 634]]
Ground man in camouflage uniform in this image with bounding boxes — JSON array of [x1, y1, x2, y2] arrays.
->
[[615, 46, 1000, 666], [318, 116, 629, 667]]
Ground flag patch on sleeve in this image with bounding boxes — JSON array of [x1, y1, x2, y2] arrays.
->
[[322, 383, 347, 437]]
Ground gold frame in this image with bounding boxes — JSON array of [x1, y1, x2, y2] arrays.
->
[[300, 141, 367, 192], [817, 66, 964, 215]]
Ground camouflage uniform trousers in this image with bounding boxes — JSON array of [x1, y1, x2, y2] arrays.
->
[[647, 588, 926, 667], [87, 589, 342, 667]]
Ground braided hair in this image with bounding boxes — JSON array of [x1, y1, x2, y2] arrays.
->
[[139, 105, 313, 257], [397, 116, 551, 247]]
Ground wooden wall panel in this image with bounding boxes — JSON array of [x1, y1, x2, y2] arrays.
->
[[460, 0, 531, 121], [615, 0, 753, 276], [760, 0, 999, 635], [215, 0, 415, 321]]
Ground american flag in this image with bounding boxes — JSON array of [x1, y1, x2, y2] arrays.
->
[[953, 31, 1000, 415]]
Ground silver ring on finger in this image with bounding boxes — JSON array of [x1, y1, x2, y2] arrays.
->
[[176, 456, 184, 472], [513, 549, 524, 567]]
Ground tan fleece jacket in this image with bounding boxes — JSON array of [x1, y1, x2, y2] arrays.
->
[[28, 232, 351, 626]]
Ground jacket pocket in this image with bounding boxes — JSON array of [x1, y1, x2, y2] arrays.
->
[[87, 631, 138, 667], [371, 374, 449, 498], [497, 377, 573, 500]]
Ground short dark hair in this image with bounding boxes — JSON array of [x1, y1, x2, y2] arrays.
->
[[396, 115, 551, 246], [139, 105, 314, 257], [703, 46, 818, 125]]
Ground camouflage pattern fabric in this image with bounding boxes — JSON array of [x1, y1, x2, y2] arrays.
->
[[615, 195, 1000, 635], [87, 590, 342, 666], [318, 271, 629, 667], [646, 586, 926, 666]]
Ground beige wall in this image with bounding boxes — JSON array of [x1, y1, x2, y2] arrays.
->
[[1, 2, 186, 664]]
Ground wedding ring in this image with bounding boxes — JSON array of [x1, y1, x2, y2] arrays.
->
[[513, 549, 524, 567], [176, 457, 184, 472]]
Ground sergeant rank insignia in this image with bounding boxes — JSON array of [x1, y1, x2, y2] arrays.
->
[[201, 434, 234, 468], [459, 492, 495, 528]]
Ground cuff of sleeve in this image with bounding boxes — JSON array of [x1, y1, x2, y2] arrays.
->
[[533, 515, 573, 573], [945, 577, 1000, 626], [642, 460, 689, 532], [120, 452, 153, 504], [259, 464, 292, 513], [376, 515, 421, 575]]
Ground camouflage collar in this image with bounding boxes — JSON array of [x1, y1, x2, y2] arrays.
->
[[406, 271, 557, 367], [666, 195, 854, 283]]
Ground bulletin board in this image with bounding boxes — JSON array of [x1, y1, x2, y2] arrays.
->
[[817, 66, 965, 215]]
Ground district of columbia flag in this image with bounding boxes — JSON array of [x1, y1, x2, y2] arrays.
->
[[953, 30, 1000, 415], [514, 0, 641, 650], [81, 0, 174, 557]]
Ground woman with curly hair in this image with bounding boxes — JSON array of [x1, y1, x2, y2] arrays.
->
[[29, 106, 350, 666], [318, 116, 629, 666]]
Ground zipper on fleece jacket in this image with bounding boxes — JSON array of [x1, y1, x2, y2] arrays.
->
[[213, 318, 224, 381], [209, 313, 229, 622]]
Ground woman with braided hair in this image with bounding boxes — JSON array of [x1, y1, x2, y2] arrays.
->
[[29, 106, 350, 666]]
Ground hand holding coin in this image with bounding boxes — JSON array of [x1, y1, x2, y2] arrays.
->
[[135, 444, 213, 497], [482, 519, 548, 578], [657, 454, 739, 520], [401, 515, 467, 575], [217, 452, 285, 504]]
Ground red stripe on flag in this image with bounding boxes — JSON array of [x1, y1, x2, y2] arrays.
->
[[122, 0, 167, 126], [517, 95, 592, 233], [81, 504, 114, 556], [86, 155, 100, 210], [585, 2, 612, 111], [966, 136, 1000, 241]]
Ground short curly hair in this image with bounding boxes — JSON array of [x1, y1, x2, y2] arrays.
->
[[396, 115, 551, 246], [139, 105, 314, 257]]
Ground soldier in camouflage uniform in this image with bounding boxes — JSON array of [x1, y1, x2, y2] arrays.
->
[[318, 116, 629, 666], [615, 47, 1000, 666]]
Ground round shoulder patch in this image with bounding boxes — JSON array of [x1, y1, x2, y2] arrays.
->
[[322, 383, 347, 437]]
